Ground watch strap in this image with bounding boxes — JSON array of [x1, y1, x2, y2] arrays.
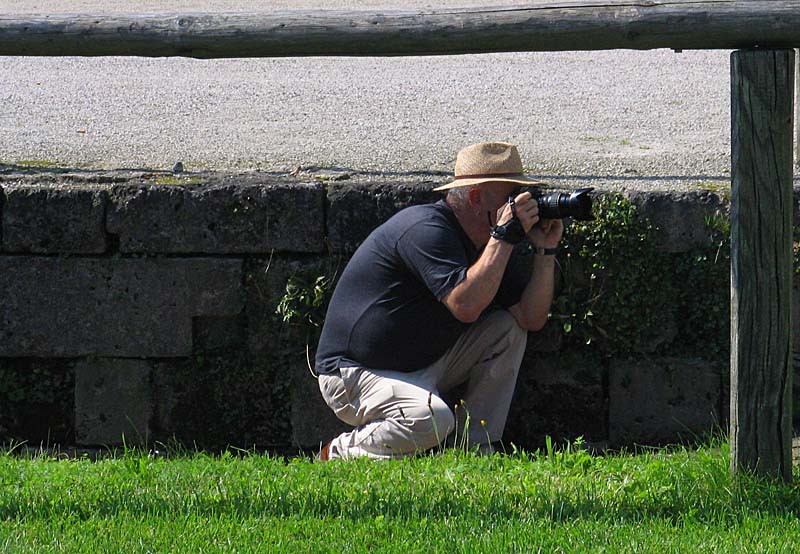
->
[[532, 246, 558, 256]]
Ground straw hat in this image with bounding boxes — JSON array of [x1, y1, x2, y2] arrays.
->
[[433, 142, 543, 191]]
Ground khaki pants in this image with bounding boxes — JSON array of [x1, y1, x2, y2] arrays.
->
[[318, 310, 527, 460]]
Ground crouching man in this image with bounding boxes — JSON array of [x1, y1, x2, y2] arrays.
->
[[315, 142, 563, 460]]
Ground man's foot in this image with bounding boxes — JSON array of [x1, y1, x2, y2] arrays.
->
[[317, 441, 331, 461]]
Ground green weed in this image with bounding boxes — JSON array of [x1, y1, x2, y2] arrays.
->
[[152, 175, 203, 186]]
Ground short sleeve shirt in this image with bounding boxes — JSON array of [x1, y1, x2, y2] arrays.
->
[[314, 200, 530, 374]]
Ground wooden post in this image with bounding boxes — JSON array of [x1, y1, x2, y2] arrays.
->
[[796, 49, 800, 167], [730, 49, 794, 482]]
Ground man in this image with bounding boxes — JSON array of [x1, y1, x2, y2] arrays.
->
[[315, 142, 563, 460]]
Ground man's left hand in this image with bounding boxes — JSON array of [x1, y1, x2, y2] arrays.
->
[[527, 217, 563, 249]]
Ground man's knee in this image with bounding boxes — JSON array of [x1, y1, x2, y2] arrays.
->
[[401, 396, 455, 450], [479, 310, 527, 351], [489, 309, 526, 337]]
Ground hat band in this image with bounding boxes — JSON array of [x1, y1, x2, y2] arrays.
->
[[454, 172, 525, 180]]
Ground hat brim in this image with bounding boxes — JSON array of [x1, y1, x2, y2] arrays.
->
[[433, 174, 544, 192]]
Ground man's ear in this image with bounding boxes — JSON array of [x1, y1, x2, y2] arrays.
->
[[468, 187, 482, 211]]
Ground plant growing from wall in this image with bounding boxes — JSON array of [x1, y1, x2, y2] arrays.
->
[[671, 211, 731, 360], [552, 194, 677, 355], [275, 261, 341, 356]]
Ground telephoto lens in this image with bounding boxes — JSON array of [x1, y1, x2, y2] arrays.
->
[[534, 187, 594, 221]]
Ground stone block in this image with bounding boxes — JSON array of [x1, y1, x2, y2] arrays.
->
[[0, 358, 75, 444], [609, 357, 722, 447], [151, 353, 292, 451], [291, 360, 350, 450], [1, 183, 107, 253], [107, 176, 325, 254], [74, 358, 152, 446], [525, 321, 563, 353], [327, 180, 441, 253], [504, 351, 606, 449], [625, 190, 726, 253], [0, 257, 242, 357], [193, 316, 245, 353]]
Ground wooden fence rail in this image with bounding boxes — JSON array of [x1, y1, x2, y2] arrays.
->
[[1, 1, 799, 58]]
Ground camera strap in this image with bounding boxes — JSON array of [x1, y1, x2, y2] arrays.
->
[[488, 197, 527, 245]]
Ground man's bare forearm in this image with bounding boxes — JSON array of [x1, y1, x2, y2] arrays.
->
[[510, 253, 556, 331], [442, 237, 513, 322]]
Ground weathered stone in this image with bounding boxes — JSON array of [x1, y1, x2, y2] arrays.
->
[[291, 358, 351, 449], [151, 353, 292, 451], [74, 358, 152, 446], [0, 257, 242, 357], [525, 321, 563, 353], [1, 183, 107, 253], [327, 180, 441, 253], [504, 351, 606, 449], [107, 177, 325, 254], [194, 316, 245, 353], [625, 190, 726, 253], [0, 358, 75, 444], [609, 357, 722, 447]]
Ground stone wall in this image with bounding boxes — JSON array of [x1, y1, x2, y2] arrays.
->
[[0, 171, 793, 453]]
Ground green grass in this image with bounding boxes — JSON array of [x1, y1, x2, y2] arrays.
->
[[1, 440, 799, 552]]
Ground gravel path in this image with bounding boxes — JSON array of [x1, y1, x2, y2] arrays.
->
[[0, 2, 740, 190]]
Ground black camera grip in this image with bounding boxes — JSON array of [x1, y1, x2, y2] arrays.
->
[[489, 197, 527, 244]]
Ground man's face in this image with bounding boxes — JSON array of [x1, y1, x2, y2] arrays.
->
[[478, 182, 521, 225]]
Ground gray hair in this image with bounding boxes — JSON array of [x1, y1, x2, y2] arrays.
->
[[446, 185, 476, 208]]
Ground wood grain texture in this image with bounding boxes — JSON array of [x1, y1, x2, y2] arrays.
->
[[1, 1, 800, 58], [730, 49, 794, 482]]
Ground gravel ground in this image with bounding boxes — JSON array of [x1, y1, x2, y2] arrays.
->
[[0, 2, 743, 190]]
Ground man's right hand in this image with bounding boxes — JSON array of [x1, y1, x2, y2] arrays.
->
[[495, 192, 540, 234]]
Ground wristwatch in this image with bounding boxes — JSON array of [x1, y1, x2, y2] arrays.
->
[[531, 245, 558, 256]]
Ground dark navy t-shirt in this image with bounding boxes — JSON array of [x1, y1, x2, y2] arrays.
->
[[314, 200, 530, 375]]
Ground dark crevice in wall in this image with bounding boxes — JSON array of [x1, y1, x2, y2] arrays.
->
[[107, 232, 121, 254]]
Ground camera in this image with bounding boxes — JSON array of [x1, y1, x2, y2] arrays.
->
[[531, 187, 595, 221], [490, 187, 596, 245]]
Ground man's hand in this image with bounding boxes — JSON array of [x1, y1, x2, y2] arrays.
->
[[495, 191, 538, 231], [527, 217, 563, 249], [495, 192, 564, 249]]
